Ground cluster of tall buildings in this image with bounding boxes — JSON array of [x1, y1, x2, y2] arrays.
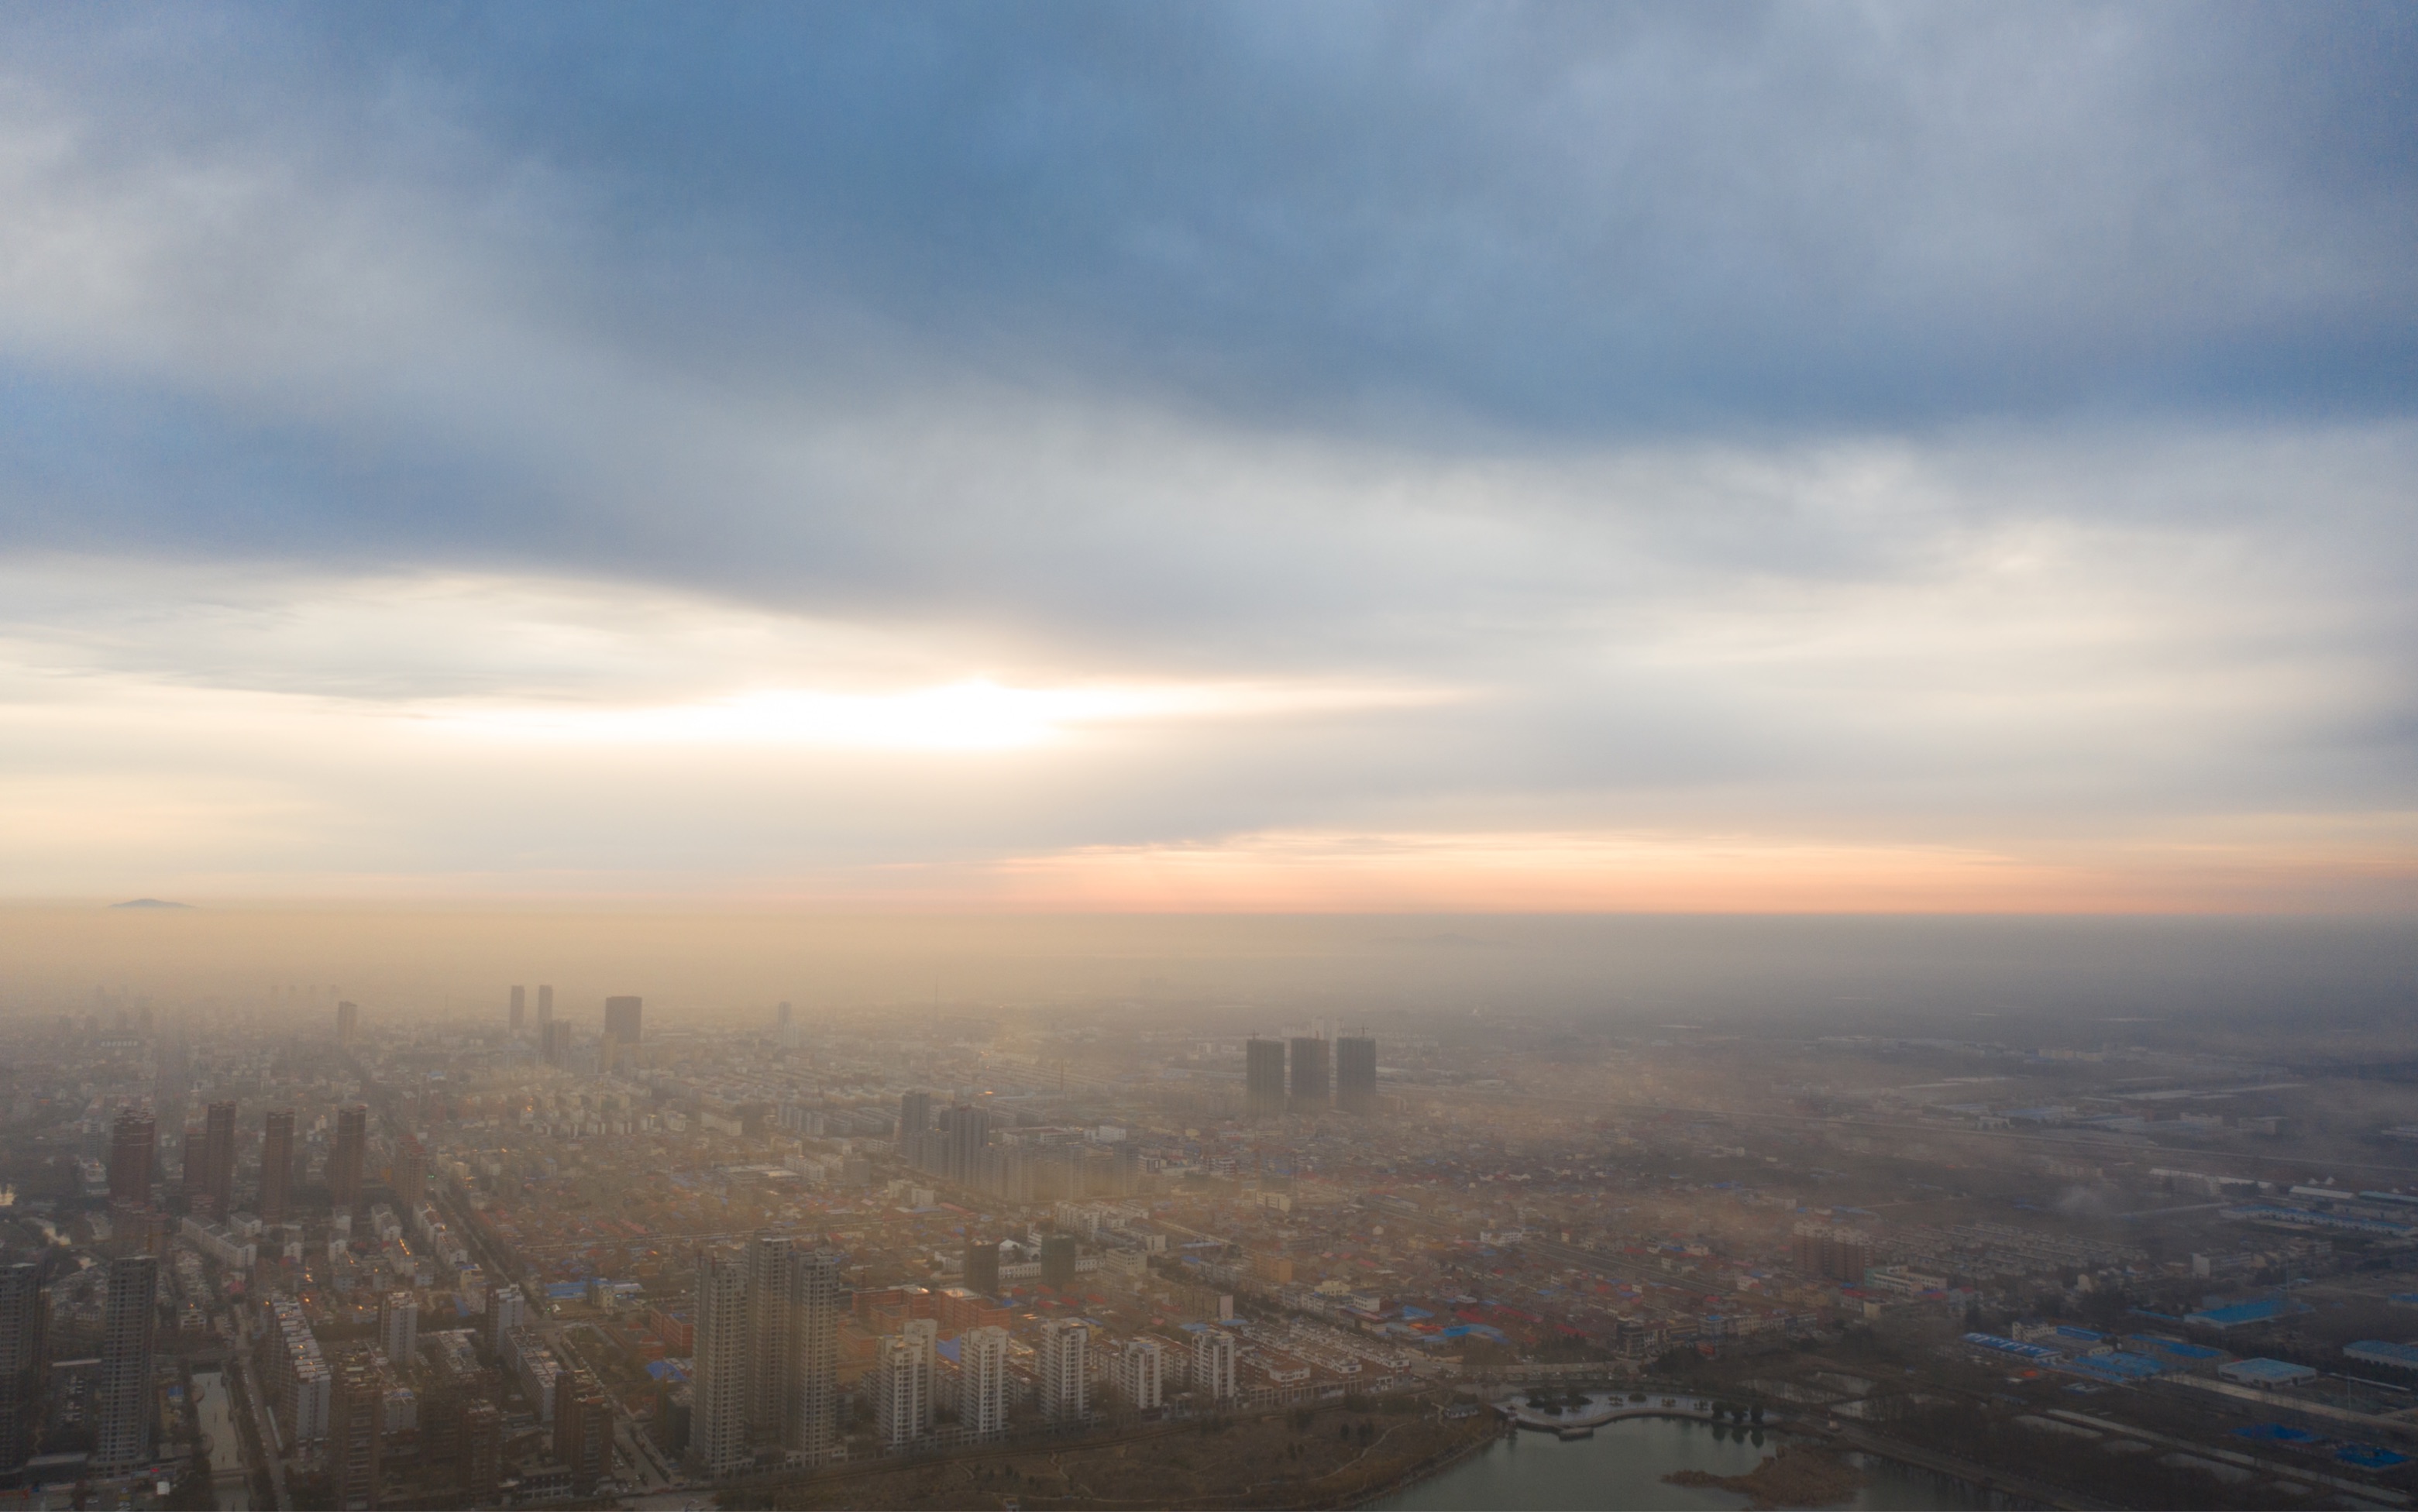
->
[[1245, 1033, 1378, 1118], [1791, 1224, 1873, 1283], [0, 1253, 163, 1483], [505, 984, 641, 1072], [689, 1235, 841, 1478], [898, 1096, 1142, 1204], [108, 1098, 352, 1223]]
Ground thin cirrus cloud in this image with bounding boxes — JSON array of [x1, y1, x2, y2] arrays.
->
[[0, 3, 2412, 908]]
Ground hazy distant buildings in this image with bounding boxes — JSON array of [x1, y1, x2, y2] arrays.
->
[[336, 998, 360, 1047], [0, 1262, 43, 1477], [1245, 1039, 1288, 1119], [331, 1105, 368, 1216], [1793, 1224, 1872, 1283], [108, 1108, 155, 1209], [509, 985, 526, 1036], [1288, 1036, 1331, 1113], [944, 1104, 991, 1184], [899, 1090, 932, 1140], [1336, 1035, 1378, 1115], [259, 1109, 295, 1224], [604, 994, 643, 1045], [96, 1253, 157, 1469], [603, 994, 642, 1073], [537, 983, 554, 1034], [179, 1126, 207, 1208]]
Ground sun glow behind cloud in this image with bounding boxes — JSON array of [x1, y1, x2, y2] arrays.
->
[[420, 679, 1450, 751]]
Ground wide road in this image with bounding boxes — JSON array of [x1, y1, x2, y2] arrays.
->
[[226, 1356, 292, 1511]]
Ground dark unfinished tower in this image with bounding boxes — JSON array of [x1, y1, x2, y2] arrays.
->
[[259, 1109, 296, 1225], [108, 1109, 155, 1209], [1245, 1039, 1288, 1119], [783, 1247, 842, 1459], [201, 1098, 237, 1218], [0, 1261, 44, 1478], [95, 1253, 156, 1470], [964, 1235, 1000, 1297], [1288, 1036, 1331, 1114], [1335, 1036, 1378, 1114], [331, 1104, 369, 1216]]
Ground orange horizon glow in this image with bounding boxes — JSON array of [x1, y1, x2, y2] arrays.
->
[[41, 826, 2410, 915]]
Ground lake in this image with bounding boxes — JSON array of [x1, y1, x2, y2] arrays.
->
[[1374, 1417, 2014, 1510]]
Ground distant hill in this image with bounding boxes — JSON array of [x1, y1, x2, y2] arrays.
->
[[110, 898, 193, 909]]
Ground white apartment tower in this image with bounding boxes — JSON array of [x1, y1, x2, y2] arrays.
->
[[1192, 1327, 1237, 1400], [957, 1325, 1010, 1438], [379, 1290, 418, 1367], [690, 1246, 750, 1478], [1119, 1337, 1164, 1411], [873, 1320, 936, 1448], [487, 1284, 528, 1353], [1037, 1318, 1089, 1421], [783, 1246, 843, 1459]]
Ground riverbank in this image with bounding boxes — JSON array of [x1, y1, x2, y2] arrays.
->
[[1666, 1442, 1866, 1510]]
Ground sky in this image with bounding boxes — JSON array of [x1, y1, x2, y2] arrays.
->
[[2, 2, 2414, 910]]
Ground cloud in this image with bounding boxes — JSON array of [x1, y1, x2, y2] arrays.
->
[[0, 5, 2412, 903]]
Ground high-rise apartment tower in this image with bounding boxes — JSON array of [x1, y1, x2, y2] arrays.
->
[[689, 1246, 748, 1478], [1244, 1039, 1287, 1119], [0, 1261, 45, 1476], [108, 1109, 155, 1209], [95, 1253, 157, 1469], [1288, 1036, 1330, 1112], [958, 1324, 1009, 1438], [604, 995, 642, 1047], [1037, 1318, 1088, 1420], [330, 1105, 368, 1216], [259, 1109, 295, 1225], [201, 1098, 237, 1218], [1335, 1036, 1378, 1115]]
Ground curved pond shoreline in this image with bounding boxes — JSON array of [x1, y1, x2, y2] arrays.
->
[[1504, 1390, 1792, 1438], [1372, 1411, 2011, 1510]]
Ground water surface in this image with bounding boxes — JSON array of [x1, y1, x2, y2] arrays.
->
[[1376, 1418, 2005, 1510]]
